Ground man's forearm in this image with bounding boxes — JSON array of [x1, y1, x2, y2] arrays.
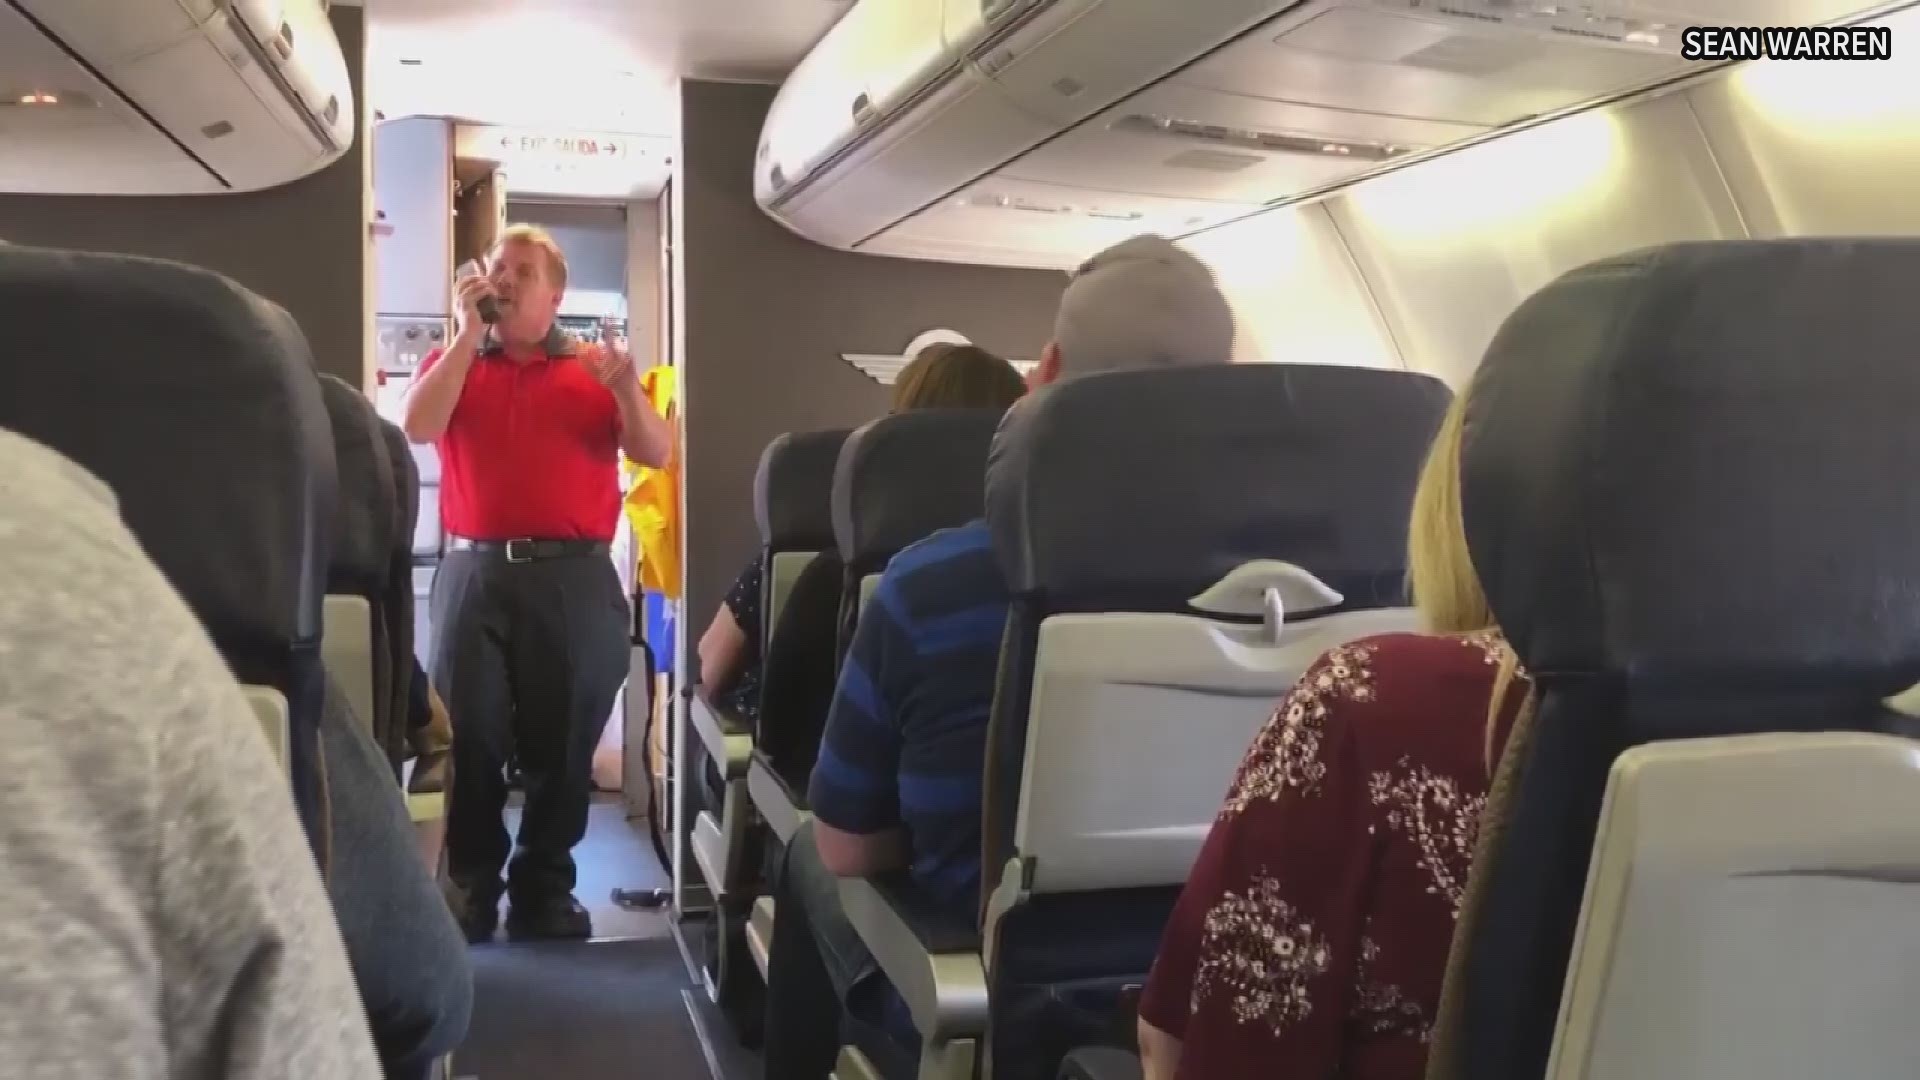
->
[[614, 385, 673, 468], [401, 332, 480, 443]]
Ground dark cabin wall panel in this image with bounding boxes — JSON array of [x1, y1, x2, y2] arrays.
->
[[677, 78, 1067, 629], [0, 7, 371, 386]]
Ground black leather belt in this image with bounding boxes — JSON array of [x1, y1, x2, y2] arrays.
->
[[445, 536, 610, 563]]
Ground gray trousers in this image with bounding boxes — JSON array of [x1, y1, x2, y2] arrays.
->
[[428, 547, 630, 906]]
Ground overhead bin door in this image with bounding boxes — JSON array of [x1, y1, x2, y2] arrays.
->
[[860, 0, 966, 122], [757, 19, 868, 198], [759, 0, 980, 204], [270, 0, 354, 150], [227, 0, 289, 53], [108, 9, 320, 190]]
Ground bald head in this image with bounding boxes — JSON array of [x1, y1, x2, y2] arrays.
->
[[1043, 234, 1235, 383]]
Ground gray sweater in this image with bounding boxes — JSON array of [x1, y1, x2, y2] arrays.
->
[[0, 429, 383, 1079]]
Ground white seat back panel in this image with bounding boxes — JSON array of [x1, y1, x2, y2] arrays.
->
[[1015, 607, 1419, 895], [321, 593, 375, 739], [767, 549, 820, 634], [1550, 731, 1920, 1080]]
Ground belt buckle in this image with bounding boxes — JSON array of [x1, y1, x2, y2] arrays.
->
[[505, 539, 534, 564]]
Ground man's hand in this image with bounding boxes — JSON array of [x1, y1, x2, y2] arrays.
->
[[594, 319, 673, 467], [586, 319, 640, 401], [452, 274, 494, 344]]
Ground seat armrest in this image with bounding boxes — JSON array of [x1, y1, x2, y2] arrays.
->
[[748, 755, 808, 843], [1058, 1047, 1143, 1080], [837, 873, 988, 1042], [687, 687, 754, 779], [866, 873, 980, 954], [240, 685, 289, 768]]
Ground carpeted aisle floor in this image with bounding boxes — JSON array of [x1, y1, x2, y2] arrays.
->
[[454, 937, 713, 1079]]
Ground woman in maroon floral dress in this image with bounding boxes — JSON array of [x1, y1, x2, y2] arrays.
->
[[1137, 390, 1532, 1080]]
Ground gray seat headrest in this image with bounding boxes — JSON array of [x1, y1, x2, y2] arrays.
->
[[755, 428, 851, 552], [987, 363, 1451, 609], [317, 373, 396, 597], [831, 408, 1004, 573], [0, 243, 334, 682]]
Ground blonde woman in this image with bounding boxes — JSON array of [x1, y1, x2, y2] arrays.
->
[[1136, 388, 1531, 1080]]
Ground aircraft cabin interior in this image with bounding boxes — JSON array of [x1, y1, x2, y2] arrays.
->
[[3, 0, 1920, 1079]]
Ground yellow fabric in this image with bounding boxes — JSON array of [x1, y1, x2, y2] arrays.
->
[[622, 365, 681, 598]]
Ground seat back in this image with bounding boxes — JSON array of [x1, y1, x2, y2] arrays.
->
[[0, 244, 335, 850], [317, 374, 397, 751], [377, 416, 422, 760], [755, 428, 851, 640], [751, 429, 852, 788], [982, 363, 1450, 1080], [830, 408, 1004, 659], [1445, 238, 1920, 1080]]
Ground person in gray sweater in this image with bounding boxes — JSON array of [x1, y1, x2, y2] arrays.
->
[[0, 427, 383, 1080]]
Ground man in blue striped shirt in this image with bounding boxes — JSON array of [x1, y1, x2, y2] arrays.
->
[[761, 234, 1236, 1079], [807, 520, 1009, 909]]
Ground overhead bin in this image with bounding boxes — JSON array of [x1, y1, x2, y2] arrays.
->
[[760, 0, 1897, 269], [5, 0, 355, 195], [755, 0, 984, 207], [757, 0, 1284, 254]]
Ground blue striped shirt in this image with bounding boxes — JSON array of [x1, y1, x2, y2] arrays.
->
[[808, 519, 1009, 915]]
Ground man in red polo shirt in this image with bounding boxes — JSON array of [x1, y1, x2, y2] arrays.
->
[[402, 224, 671, 942]]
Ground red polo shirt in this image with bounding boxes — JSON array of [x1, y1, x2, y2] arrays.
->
[[422, 327, 623, 542]]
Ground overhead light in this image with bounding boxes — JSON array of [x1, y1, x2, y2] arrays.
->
[[1116, 113, 1417, 162], [3, 90, 95, 108]]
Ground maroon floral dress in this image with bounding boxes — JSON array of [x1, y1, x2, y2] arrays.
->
[[1139, 631, 1526, 1080]]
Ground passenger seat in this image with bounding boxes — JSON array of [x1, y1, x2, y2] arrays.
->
[[827, 362, 1451, 1080], [1433, 236, 1920, 1080], [317, 372, 402, 762], [690, 426, 849, 1030]]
